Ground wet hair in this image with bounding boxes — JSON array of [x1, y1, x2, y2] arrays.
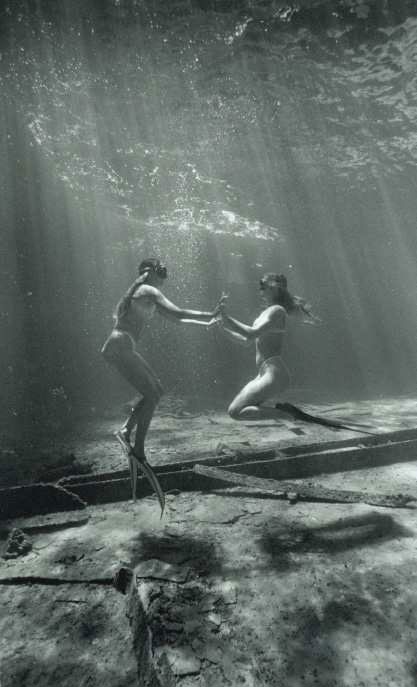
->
[[138, 258, 166, 276], [114, 258, 166, 321], [260, 273, 316, 319]]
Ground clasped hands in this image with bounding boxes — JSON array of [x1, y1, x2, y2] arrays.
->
[[209, 291, 229, 328]]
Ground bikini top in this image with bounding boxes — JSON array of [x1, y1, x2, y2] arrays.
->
[[253, 315, 286, 336], [254, 306, 286, 335]]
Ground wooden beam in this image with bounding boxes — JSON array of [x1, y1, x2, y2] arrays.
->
[[193, 464, 415, 508]]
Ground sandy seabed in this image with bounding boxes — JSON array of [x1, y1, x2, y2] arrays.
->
[[1, 395, 417, 686]]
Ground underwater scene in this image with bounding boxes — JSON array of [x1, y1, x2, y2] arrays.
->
[[2, 3, 417, 686], [2, 0, 417, 483]]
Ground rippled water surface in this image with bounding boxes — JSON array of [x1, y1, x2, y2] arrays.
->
[[2, 0, 417, 232]]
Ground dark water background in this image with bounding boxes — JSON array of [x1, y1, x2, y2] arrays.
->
[[2, 0, 417, 445]]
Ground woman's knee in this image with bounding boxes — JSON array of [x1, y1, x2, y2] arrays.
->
[[228, 402, 242, 420], [101, 342, 114, 363]]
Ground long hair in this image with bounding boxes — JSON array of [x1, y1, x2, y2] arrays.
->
[[262, 273, 320, 322], [114, 258, 162, 322]]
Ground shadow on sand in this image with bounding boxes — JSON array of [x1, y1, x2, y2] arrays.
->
[[259, 511, 412, 571], [129, 530, 224, 577]]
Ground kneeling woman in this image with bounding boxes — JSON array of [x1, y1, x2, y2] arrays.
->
[[217, 273, 319, 421], [102, 258, 223, 509]]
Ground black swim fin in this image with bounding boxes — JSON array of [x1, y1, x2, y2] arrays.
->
[[115, 431, 165, 517], [275, 402, 377, 436]]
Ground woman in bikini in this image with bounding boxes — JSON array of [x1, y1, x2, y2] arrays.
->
[[101, 258, 224, 510], [216, 273, 320, 421]]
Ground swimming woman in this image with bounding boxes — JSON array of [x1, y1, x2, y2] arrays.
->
[[101, 258, 225, 511], [216, 273, 318, 421], [216, 275, 374, 434]]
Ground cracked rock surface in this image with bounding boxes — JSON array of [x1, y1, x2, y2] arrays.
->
[[2, 458, 417, 687]]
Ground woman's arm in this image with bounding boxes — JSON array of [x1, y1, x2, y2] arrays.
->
[[179, 317, 217, 326], [145, 286, 216, 323], [220, 313, 253, 337], [221, 306, 286, 340], [218, 324, 251, 345]]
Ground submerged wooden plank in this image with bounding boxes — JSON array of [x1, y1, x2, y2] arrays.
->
[[58, 449, 277, 487], [65, 437, 417, 508], [193, 464, 416, 508], [3, 427, 417, 518], [59, 427, 417, 490], [59, 469, 225, 506]]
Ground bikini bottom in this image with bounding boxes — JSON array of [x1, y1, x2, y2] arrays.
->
[[257, 356, 289, 379]]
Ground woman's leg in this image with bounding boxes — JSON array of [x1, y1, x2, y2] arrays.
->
[[228, 364, 289, 421], [104, 342, 162, 457], [122, 374, 163, 444], [132, 392, 160, 457]]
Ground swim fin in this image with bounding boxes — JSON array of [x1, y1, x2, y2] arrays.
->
[[115, 431, 165, 517], [275, 402, 377, 436]]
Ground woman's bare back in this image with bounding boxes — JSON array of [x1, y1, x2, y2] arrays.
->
[[115, 286, 156, 341]]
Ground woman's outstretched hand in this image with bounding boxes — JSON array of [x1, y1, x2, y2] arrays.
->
[[207, 292, 228, 328], [212, 291, 228, 318]]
